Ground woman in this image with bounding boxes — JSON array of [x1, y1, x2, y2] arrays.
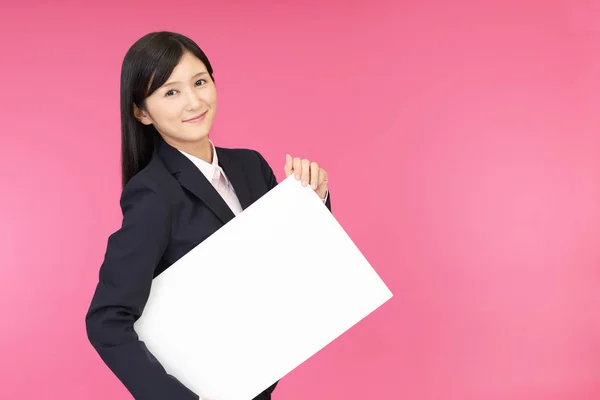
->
[[85, 31, 331, 400]]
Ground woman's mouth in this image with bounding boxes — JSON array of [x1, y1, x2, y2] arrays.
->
[[183, 111, 208, 123]]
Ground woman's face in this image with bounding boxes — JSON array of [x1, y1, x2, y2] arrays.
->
[[135, 51, 217, 149]]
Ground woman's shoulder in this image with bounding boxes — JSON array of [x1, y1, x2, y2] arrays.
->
[[216, 146, 277, 188], [216, 145, 260, 157], [215, 146, 272, 169], [120, 155, 173, 204]]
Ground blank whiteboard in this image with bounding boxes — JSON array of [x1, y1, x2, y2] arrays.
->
[[134, 174, 393, 400]]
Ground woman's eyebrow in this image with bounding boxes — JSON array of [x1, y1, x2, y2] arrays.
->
[[163, 72, 208, 86]]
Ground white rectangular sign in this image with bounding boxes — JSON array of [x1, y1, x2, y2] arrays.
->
[[134, 174, 393, 400]]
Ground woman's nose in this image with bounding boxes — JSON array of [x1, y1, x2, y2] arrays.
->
[[185, 88, 203, 109]]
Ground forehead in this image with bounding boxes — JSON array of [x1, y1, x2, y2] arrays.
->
[[168, 51, 208, 79]]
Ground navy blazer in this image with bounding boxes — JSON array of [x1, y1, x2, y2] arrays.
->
[[85, 137, 332, 399]]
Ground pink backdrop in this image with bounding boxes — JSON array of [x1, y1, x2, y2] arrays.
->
[[1, 1, 599, 399]]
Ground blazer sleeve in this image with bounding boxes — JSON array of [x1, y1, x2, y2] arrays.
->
[[85, 174, 198, 400], [255, 150, 332, 212]]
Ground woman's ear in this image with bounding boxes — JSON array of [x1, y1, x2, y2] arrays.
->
[[133, 103, 152, 125]]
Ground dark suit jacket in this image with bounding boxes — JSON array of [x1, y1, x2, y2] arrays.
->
[[85, 137, 332, 400]]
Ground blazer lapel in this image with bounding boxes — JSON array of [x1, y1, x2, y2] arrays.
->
[[156, 138, 236, 225], [215, 147, 254, 211]]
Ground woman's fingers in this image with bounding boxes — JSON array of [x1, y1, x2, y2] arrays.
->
[[310, 162, 319, 189], [293, 157, 302, 180], [285, 155, 327, 194], [284, 154, 293, 177], [301, 158, 310, 186]]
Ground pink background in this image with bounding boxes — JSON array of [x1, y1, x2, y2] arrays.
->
[[1, 1, 599, 399]]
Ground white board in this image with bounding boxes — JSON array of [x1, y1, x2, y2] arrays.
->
[[134, 174, 393, 400]]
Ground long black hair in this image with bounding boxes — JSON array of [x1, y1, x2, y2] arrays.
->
[[119, 31, 215, 187]]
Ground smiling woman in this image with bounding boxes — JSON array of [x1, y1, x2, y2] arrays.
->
[[84, 31, 332, 400], [131, 51, 218, 177]]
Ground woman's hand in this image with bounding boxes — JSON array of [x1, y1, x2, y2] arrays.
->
[[284, 154, 328, 200]]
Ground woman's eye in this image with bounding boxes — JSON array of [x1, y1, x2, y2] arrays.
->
[[165, 89, 177, 97], [195, 79, 206, 86]]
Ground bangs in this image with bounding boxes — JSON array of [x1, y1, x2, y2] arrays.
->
[[143, 42, 185, 97], [128, 37, 185, 107]]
